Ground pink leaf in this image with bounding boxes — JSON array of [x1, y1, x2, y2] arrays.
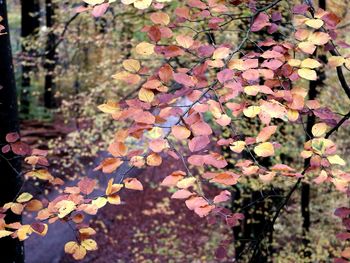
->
[[92, 3, 109, 18]]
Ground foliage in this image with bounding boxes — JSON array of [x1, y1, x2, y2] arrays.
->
[[2, 0, 350, 261]]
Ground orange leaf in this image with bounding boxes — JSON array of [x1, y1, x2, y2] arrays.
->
[[256, 126, 277, 143], [124, 178, 143, 191], [171, 126, 191, 140]]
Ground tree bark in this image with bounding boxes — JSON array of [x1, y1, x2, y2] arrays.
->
[[20, 0, 40, 116], [301, 1, 326, 259], [44, 0, 57, 109], [0, 1, 24, 262]]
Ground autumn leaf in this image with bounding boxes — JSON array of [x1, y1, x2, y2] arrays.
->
[[212, 47, 230, 60], [171, 189, 193, 199], [0, 230, 13, 238], [254, 142, 275, 157], [107, 194, 121, 205], [328, 56, 345, 67], [298, 68, 317, 81], [122, 59, 141, 73], [229, 141, 245, 153], [243, 106, 261, 118], [56, 200, 76, 218], [305, 18, 324, 29], [327, 155, 346, 166], [92, 197, 108, 208], [135, 42, 155, 56], [176, 35, 194, 49], [146, 153, 162, 166], [300, 58, 322, 69], [124, 178, 143, 191], [81, 239, 98, 251], [16, 192, 33, 203], [176, 177, 196, 189], [138, 88, 155, 103], [25, 170, 54, 181], [106, 178, 123, 195], [311, 123, 328, 137], [256, 126, 277, 143], [150, 12, 170, 25], [98, 101, 119, 114], [171, 126, 191, 140]]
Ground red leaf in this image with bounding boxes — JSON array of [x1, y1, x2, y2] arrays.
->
[[251, 13, 270, 32], [11, 141, 31, 156], [78, 178, 96, 195], [6, 132, 19, 143], [1, 144, 10, 154], [188, 135, 210, 152], [173, 73, 196, 87]]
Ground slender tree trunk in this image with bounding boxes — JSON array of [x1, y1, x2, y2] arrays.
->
[[44, 0, 57, 109], [20, 0, 40, 116], [301, 0, 326, 259], [0, 1, 24, 262]]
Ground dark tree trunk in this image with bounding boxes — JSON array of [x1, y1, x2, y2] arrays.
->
[[0, 1, 24, 262], [301, 0, 326, 259], [301, 81, 317, 258], [44, 0, 57, 109], [20, 0, 40, 116]]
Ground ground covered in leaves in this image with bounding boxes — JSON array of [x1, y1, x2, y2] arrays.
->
[[60, 158, 233, 263]]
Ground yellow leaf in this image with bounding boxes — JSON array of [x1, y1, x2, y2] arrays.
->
[[11, 203, 24, 215], [106, 178, 123, 195], [243, 106, 261, 118], [81, 239, 98, 251], [298, 42, 316, 54], [254, 142, 275, 157], [288, 59, 301, 67], [300, 58, 322, 69], [72, 246, 87, 260], [305, 18, 324, 29], [26, 169, 53, 181], [65, 241, 79, 254], [244, 85, 260, 96], [56, 200, 76, 218], [135, 42, 155, 56], [83, 0, 104, 5], [298, 68, 317, 81], [16, 192, 33, 203], [176, 177, 196, 189], [327, 155, 346, 166], [134, 0, 152, 9], [92, 197, 107, 208], [17, 225, 32, 241], [107, 194, 121, 205], [122, 59, 140, 73], [97, 101, 119, 114], [138, 88, 154, 103], [287, 109, 299, 122], [328, 56, 345, 67], [0, 230, 13, 238], [229, 141, 246, 153], [311, 123, 328, 137], [112, 71, 141, 85]]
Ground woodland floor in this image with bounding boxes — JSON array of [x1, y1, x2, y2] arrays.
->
[[21, 119, 234, 263]]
